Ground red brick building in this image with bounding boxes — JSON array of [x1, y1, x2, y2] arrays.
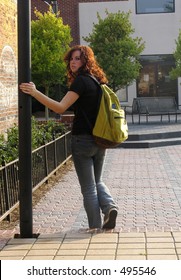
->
[[31, 1, 127, 45]]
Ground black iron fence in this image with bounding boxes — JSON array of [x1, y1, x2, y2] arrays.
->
[[0, 131, 72, 221]]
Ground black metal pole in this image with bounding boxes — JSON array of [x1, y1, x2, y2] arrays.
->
[[18, 0, 33, 238]]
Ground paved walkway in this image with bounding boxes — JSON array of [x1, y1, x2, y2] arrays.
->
[[1, 117, 181, 260]]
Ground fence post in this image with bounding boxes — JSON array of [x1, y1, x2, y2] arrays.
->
[[43, 137, 49, 183], [53, 132, 58, 172], [2, 158, 11, 222], [64, 133, 68, 161]]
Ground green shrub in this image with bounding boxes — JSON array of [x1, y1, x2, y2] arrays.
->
[[0, 118, 68, 166]]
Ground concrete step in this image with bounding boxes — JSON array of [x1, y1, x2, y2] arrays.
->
[[120, 131, 181, 148], [121, 137, 181, 148], [128, 131, 181, 141]]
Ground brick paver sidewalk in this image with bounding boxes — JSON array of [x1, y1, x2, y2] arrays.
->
[[1, 119, 181, 259]]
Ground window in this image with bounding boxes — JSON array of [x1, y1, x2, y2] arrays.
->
[[117, 87, 128, 102], [136, 0, 175, 14], [137, 55, 178, 100]]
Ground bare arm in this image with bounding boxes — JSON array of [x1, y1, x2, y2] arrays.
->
[[19, 82, 79, 114]]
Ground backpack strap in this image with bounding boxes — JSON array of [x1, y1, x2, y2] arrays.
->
[[86, 74, 103, 113], [86, 74, 101, 86], [79, 74, 102, 132]]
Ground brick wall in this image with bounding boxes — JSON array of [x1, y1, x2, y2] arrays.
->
[[32, 0, 128, 45], [0, 0, 18, 134]]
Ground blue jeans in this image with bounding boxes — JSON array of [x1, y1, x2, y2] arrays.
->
[[71, 134, 117, 229]]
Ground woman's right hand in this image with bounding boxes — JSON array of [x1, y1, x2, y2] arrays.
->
[[19, 82, 37, 97]]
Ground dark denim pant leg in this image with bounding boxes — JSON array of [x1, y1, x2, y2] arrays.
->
[[71, 135, 102, 228], [71, 135, 118, 229], [93, 149, 118, 215]]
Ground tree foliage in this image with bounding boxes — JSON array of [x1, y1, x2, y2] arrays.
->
[[31, 9, 72, 118], [170, 30, 181, 79], [84, 10, 145, 91]]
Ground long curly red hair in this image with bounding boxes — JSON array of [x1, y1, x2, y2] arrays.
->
[[64, 45, 108, 85]]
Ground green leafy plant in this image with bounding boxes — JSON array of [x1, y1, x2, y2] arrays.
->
[[0, 118, 68, 166], [31, 8, 72, 119], [84, 10, 145, 91], [170, 29, 181, 79]]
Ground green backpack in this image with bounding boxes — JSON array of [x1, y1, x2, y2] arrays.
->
[[88, 76, 128, 148]]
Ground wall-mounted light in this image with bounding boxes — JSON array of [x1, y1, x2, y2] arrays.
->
[[42, 0, 58, 15]]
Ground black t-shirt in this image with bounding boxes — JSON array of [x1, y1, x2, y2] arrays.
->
[[69, 75, 101, 135]]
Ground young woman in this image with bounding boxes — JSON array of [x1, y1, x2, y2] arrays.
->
[[20, 45, 118, 230]]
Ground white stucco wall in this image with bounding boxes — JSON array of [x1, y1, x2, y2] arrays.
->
[[79, 0, 181, 105]]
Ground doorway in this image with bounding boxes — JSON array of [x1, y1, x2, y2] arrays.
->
[[137, 55, 178, 100]]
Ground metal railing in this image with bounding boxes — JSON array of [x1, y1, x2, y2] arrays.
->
[[0, 131, 72, 222]]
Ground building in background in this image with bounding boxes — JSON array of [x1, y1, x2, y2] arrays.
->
[[32, 0, 181, 106], [31, 0, 126, 45], [0, 0, 18, 134], [79, 0, 181, 105]]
